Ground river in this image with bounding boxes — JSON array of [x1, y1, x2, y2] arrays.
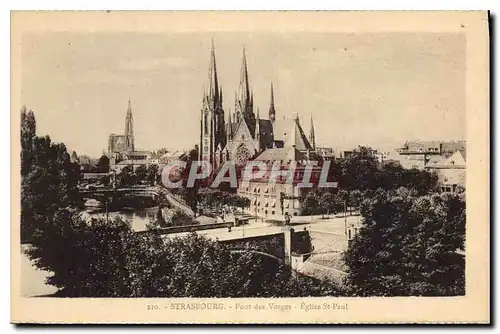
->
[[81, 205, 159, 232]]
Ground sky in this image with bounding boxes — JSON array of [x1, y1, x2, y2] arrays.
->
[[21, 32, 465, 157]]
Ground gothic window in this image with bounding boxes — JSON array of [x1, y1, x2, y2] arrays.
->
[[235, 144, 251, 167]]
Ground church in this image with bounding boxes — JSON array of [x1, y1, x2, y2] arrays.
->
[[199, 42, 317, 169], [199, 42, 329, 218], [108, 100, 152, 173]]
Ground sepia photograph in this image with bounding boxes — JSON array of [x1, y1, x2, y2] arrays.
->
[[10, 11, 489, 324]]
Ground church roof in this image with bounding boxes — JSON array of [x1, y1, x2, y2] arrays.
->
[[253, 147, 307, 163], [259, 119, 273, 134], [273, 117, 313, 151]]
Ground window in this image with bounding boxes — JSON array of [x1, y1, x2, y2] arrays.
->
[[272, 211, 275, 215], [293, 212, 297, 216]]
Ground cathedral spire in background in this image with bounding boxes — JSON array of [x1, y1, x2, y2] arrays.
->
[[125, 99, 134, 151], [269, 82, 276, 122]]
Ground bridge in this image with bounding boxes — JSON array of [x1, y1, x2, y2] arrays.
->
[[78, 186, 195, 217], [158, 216, 354, 283]]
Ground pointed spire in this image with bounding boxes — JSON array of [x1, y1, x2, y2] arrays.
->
[[269, 82, 276, 122], [125, 99, 134, 151], [255, 107, 260, 139], [207, 39, 219, 100], [237, 46, 250, 109], [309, 113, 316, 150]]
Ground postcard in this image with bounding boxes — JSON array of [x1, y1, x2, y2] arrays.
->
[[11, 11, 490, 324]]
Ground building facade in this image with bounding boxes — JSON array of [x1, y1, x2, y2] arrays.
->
[[236, 147, 327, 218], [198, 42, 333, 217], [425, 149, 466, 192], [108, 100, 151, 172]]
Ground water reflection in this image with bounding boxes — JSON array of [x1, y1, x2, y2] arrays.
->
[[81, 206, 158, 232]]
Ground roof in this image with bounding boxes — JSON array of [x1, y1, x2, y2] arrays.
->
[[160, 150, 187, 160], [425, 149, 466, 169], [441, 140, 466, 154], [253, 147, 307, 162], [398, 141, 441, 153], [126, 150, 151, 156], [425, 155, 447, 167], [116, 159, 150, 166], [258, 118, 274, 148], [273, 117, 313, 151]]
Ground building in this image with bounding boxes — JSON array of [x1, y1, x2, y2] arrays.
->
[[315, 147, 336, 160], [199, 43, 319, 170], [425, 149, 466, 192], [237, 147, 327, 219], [396, 140, 466, 169], [109, 100, 135, 155], [108, 100, 152, 172], [199, 42, 334, 217]]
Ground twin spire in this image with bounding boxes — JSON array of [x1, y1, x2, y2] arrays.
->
[[206, 41, 276, 124], [207, 39, 220, 103], [238, 47, 251, 106]]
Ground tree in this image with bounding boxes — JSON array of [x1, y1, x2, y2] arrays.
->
[[100, 174, 111, 187], [182, 147, 200, 213], [117, 165, 135, 187], [146, 164, 159, 185], [343, 188, 465, 296], [378, 161, 438, 195], [341, 146, 379, 191], [21, 108, 81, 242], [402, 168, 439, 195], [27, 210, 150, 297], [318, 191, 336, 216], [96, 154, 110, 173], [21, 106, 36, 177], [29, 210, 341, 297], [135, 164, 148, 183], [301, 191, 320, 215], [348, 189, 363, 213]]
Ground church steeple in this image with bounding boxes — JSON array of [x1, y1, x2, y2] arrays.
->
[[238, 47, 250, 106], [269, 82, 276, 122], [125, 99, 134, 151], [199, 39, 225, 164], [234, 46, 256, 135], [309, 114, 316, 150], [207, 39, 219, 103]]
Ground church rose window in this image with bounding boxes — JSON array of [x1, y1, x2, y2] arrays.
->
[[235, 144, 251, 167]]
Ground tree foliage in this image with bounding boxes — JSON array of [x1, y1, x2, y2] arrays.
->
[[21, 108, 81, 242], [96, 154, 110, 173], [28, 210, 340, 297], [343, 188, 465, 296], [198, 188, 250, 212]]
